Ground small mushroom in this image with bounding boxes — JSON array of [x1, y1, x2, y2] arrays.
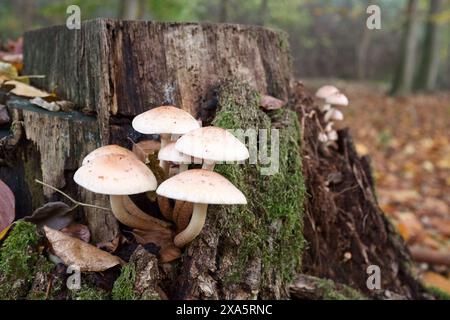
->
[[325, 122, 334, 132], [132, 106, 200, 174], [81, 145, 169, 226], [82, 145, 137, 165], [315, 85, 339, 99], [327, 130, 338, 141], [325, 92, 349, 107], [324, 108, 344, 122], [74, 154, 170, 230], [175, 126, 249, 171], [158, 142, 191, 176], [156, 169, 247, 247], [318, 132, 328, 143]]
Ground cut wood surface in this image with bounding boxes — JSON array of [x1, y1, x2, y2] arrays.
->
[[24, 19, 292, 142]]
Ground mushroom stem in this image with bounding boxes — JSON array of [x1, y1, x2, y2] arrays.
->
[[173, 203, 208, 247], [202, 161, 215, 171], [159, 134, 171, 175], [110, 195, 169, 231], [122, 195, 171, 228]]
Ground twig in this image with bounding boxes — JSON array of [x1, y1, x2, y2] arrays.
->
[[35, 179, 109, 211]]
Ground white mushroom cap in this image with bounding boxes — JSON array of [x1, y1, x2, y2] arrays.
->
[[325, 93, 349, 106], [156, 169, 247, 205], [132, 106, 200, 135], [82, 145, 136, 166], [324, 108, 344, 122], [175, 126, 249, 162], [74, 154, 157, 195], [327, 130, 338, 141], [158, 142, 191, 164], [315, 85, 339, 99]]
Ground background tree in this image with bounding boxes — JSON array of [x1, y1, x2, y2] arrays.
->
[[415, 0, 444, 91], [390, 0, 421, 95]]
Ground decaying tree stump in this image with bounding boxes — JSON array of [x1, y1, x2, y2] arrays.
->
[[17, 19, 291, 243], [0, 19, 426, 299]]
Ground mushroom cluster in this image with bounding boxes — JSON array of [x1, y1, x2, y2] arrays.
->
[[74, 105, 248, 258], [315, 85, 349, 145]]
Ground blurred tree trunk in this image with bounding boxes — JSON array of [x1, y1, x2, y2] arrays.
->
[[357, 24, 372, 79], [256, 0, 269, 26], [119, 0, 147, 20], [13, 0, 35, 32], [390, 0, 420, 95], [219, 0, 229, 22], [415, 0, 443, 91], [356, 0, 372, 79]]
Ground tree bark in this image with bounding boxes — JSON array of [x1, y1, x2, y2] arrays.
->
[[390, 0, 420, 95], [0, 20, 426, 299], [20, 20, 291, 245], [415, 0, 443, 91]]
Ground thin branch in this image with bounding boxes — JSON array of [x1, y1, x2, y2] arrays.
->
[[35, 179, 110, 211]]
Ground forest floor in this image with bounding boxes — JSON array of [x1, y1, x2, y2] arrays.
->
[[305, 79, 450, 295]]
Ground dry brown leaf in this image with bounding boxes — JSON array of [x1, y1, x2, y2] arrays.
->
[[396, 212, 424, 243], [44, 226, 122, 272], [133, 228, 175, 250], [0, 224, 12, 241], [61, 224, 91, 243], [30, 97, 60, 112], [5, 80, 50, 98], [422, 271, 450, 295], [96, 235, 127, 253], [429, 217, 450, 237], [0, 179, 15, 232]]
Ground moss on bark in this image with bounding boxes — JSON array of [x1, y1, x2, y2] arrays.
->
[[211, 81, 306, 288], [0, 221, 40, 299], [112, 263, 137, 300]]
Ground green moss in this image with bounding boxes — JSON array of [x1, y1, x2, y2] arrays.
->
[[211, 81, 306, 287], [317, 278, 366, 300], [0, 221, 40, 299], [0, 221, 39, 279], [427, 286, 450, 300], [112, 263, 137, 300], [26, 256, 60, 300], [71, 285, 108, 300]]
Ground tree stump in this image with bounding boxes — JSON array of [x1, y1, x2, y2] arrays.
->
[[0, 19, 425, 299]]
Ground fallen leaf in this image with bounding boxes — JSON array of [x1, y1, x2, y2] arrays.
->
[[0, 61, 18, 79], [0, 224, 12, 241], [133, 228, 175, 251], [30, 97, 60, 112], [422, 271, 450, 295], [259, 95, 285, 110], [96, 235, 125, 253], [44, 226, 122, 272], [429, 217, 450, 237], [24, 202, 75, 230], [61, 224, 91, 243], [5, 80, 50, 98], [396, 212, 424, 243], [379, 189, 420, 203], [0, 179, 15, 232]]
